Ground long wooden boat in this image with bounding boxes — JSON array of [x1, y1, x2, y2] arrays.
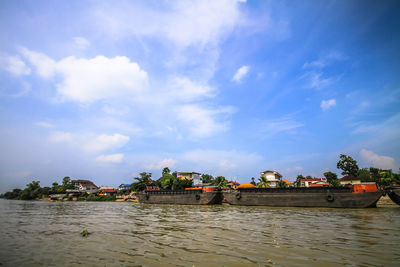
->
[[387, 186, 400, 205], [224, 184, 382, 208], [138, 188, 222, 205]]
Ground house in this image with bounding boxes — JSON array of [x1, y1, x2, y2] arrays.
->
[[72, 179, 99, 193], [177, 172, 203, 186], [228, 181, 240, 190], [100, 188, 117, 196], [118, 184, 131, 191], [339, 176, 361, 185], [260, 170, 282, 188], [300, 178, 328, 187], [282, 179, 293, 186]]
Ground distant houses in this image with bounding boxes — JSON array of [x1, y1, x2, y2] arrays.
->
[[177, 171, 203, 186], [260, 170, 282, 188], [300, 178, 328, 187], [339, 176, 361, 185], [72, 179, 99, 193]]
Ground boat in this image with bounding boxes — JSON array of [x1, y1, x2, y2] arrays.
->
[[387, 185, 400, 205], [224, 184, 382, 208], [138, 186, 222, 205]]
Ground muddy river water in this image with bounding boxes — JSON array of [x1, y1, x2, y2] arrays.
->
[[0, 199, 399, 266]]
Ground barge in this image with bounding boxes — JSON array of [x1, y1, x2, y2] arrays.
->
[[224, 184, 382, 208], [387, 185, 400, 205], [138, 186, 222, 205]]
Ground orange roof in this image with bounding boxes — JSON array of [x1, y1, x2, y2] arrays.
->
[[283, 179, 292, 184], [309, 183, 329, 187], [238, 183, 256, 188]]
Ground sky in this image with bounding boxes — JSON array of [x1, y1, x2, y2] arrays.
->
[[0, 0, 399, 192]]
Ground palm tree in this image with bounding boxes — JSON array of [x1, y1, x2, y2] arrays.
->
[[258, 176, 270, 188]]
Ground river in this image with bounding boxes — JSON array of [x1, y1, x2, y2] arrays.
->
[[0, 199, 399, 266]]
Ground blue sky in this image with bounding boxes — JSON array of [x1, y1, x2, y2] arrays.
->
[[1, 0, 399, 191]]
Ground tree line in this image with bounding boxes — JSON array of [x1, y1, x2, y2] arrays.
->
[[129, 167, 230, 192], [294, 154, 400, 187], [1, 176, 76, 200]]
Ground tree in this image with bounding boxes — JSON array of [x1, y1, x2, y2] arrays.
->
[[379, 171, 392, 187], [212, 176, 228, 188], [258, 176, 270, 188], [201, 174, 214, 184], [131, 172, 153, 192], [295, 175, 304, 187], [251, 177, 256, 186], [277, 180, 287, 188], [324, 171, 338, 185], [162, 167, 170, 175], [330, 179, 341, 187], [337, 154, 359, 177], [357, 168, 371, 182], [305, 175, 312, 179], [160, 173, 175, 189], [369, 167, 380, 183]]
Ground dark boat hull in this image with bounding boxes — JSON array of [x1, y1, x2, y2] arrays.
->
[[387, 186, 400, 205], [224, 188, 382, 208], [138, 190, 222, 205]]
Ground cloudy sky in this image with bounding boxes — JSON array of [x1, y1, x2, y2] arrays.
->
[[0, 0, 399, 191]]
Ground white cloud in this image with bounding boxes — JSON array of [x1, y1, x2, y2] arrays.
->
[[303, 51, 347, 69], [35, 122, 55, 128], [84, 133, 130, 152], [20, 48, 148, 103], [0, 54, 31, 76], [303, 72, 335, 89], [92, 0, 245, 48], [96, 153, 124, 163], [232, 65, 250, 83], [73, 37, 90, 50], [56, 56, 148, 102], [258, 115, 303, 139], [146, 158, 177, 170], [19, 47, 56, 78], [49, 131, 73, 142], [170, 76, 215, 101], [360, 149, 396, 169], [320, 99, 336, 111], [175, 104, 234, 138]]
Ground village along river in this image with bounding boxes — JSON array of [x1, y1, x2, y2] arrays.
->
[[0, 199, 399, 266]]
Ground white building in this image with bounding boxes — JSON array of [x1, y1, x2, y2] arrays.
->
[[72, 179, 99, 193], [177, 172, 203, 186], [260, 170, 282, 188]]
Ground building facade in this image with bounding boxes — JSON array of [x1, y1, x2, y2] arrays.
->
[[260, 170, 282, 188]]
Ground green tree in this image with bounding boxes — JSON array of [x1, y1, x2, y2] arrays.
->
[[277, 180, 287, 188], [324, 171, 338, 185], [201, 174, 214, 184], [172, 178, 193, 190], [369, 167, 380, 183], [337, 154, 359, 177], [295, 175, 304, 187], [393, 172, 400, 185], [131, 172, 153, 192], [357, 168, 371, 182], [258, 175, 270, 188], [162, 167, 170, 175], [330, 179, 341, 187], [251, 177, 256, 185], [379, 171, 392, 187], [18, 181, 42, 200], [305, 175, 312, 179], [212, 176, 228, 188], [160, 173, 175, 189]]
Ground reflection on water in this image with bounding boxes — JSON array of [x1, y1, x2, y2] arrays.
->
[[0, 199, 399, 266]]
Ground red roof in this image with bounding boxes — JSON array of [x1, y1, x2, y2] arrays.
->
[[229, 181, 240, 185], [300, 178, 324, 182], [309, 183, 329, 187], [102, 189, 116, 193]]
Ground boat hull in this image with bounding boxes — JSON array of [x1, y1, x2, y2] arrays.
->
[[224, 188, 382, 208], [387, 186, 400, 206], [138, 190, 222, 205]]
